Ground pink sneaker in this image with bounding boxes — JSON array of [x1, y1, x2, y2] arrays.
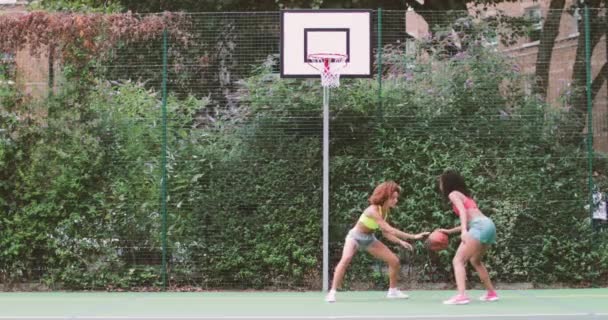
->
[[443, 294, 470, 305], [479, 291, 499, 302]]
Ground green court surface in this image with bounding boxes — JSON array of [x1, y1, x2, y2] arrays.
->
[[0, 289, 606, 319]]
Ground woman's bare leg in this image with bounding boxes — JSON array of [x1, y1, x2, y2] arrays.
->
[[469, 244, 495, 292], [330, 238, 358, 291], [366, 241, 400, 288], [452, 239, 481, 296]]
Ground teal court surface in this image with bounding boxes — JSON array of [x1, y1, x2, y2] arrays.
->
[[0, 288, 607, 319]]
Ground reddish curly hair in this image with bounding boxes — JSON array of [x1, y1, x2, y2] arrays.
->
[[368, 181, 401, 205]]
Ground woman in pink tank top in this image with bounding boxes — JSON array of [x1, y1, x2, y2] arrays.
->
[[436, 170, 499, 305]]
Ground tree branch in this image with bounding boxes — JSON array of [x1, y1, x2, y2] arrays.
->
[[592, 62, 607, 102]]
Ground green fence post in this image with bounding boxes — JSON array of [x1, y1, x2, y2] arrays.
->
[[585, 2, 594, 230], [161, 28, 169, 290], [48, 45, 54, 98], [584, 4, 594, 227], [377, 8, 383, 121]]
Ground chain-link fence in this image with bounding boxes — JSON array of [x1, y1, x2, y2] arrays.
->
[[0, 7, 607, 291]]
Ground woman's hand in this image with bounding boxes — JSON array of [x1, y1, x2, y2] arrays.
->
[[399, 240, 413, 251], [436, 228, 450, 234], [413, 232, 430, 240]]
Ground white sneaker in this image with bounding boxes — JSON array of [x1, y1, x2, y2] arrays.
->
[[386, 288, 409, 299], [325, 290, 336, 303]]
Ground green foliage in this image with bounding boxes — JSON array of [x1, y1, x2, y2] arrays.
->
[[29, 0, 123, 13], [0, 77, 199, 288], [227, 34, 608, 287], [0, 18, 606, 289]]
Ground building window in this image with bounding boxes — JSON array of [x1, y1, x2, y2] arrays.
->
[[525, 6, 543, 42]]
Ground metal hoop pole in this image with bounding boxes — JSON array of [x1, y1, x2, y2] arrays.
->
[[322, 85, 330, 292]]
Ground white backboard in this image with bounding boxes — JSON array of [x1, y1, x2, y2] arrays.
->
[[280, 10, 372, 78]]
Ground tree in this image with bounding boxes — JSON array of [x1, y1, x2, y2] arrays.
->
[[534, 0, 567, 100], [568, 0, 607, 139], [0, 11, 190, 100], [27, 0, 608, 144], [28, 0, 123, 13], [526, 0, 607, 140], [408, 0, 607, 147]]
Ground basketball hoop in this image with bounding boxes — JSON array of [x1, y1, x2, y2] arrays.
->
[[307, 53, 348, 88]]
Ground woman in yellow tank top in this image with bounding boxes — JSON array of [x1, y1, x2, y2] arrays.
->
[[325, 181, 429, 303]]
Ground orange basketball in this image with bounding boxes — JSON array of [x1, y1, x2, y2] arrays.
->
[[426, 230, 449, 251]]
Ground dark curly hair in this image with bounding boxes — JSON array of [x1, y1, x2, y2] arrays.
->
[[438, 170, 471, 200]]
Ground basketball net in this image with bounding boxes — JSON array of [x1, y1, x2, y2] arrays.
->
[[307, 53, 348, 88]]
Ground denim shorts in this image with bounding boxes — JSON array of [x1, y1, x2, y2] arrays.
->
[[346, 229, 378, 251], [468, 216, 496, 245]]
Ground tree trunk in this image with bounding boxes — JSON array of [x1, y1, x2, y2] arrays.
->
[[534, 0, 566, 100], [605, 11, 608, 130], [569, 8, 604, 144]]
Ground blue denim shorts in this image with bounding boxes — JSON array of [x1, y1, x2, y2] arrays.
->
[[346, 229, 378, 251], [468, 216, 496, 245]]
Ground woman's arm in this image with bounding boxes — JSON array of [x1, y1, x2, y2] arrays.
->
[[366, 207, 428, 240], [448, 191, 469, 240], [395, 230, 430, 240], [365, 207, 402, 236], [364, 207, 413, 250], [382, 231, 413, 250], [437, 226, 461, 235], [390, 229, 429, 240]]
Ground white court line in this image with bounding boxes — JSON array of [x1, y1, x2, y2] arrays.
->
[[0, 314, 606, 319], [4, 294, 604, 302]]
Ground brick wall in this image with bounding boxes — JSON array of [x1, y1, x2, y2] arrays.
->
[[13, 44, 54, 100], [1, 1, 56, 100]]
